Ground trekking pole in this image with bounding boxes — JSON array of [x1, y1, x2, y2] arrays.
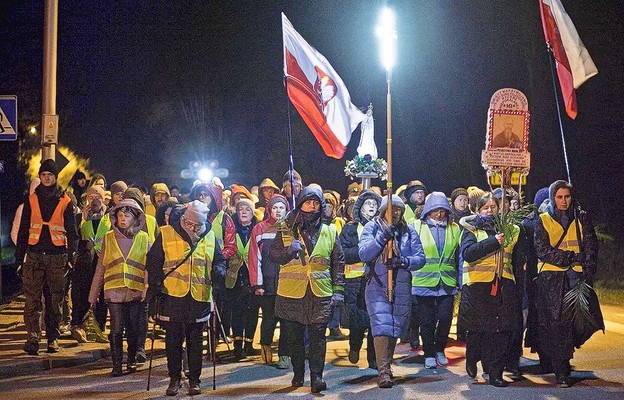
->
[[213, 300, 232, 353], [211, 307, 217, 390], [146, 317, 157, 391]]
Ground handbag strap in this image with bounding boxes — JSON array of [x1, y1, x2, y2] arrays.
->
[[162, 240, 199, 280]]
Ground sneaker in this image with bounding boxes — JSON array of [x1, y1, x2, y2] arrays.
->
[[23, 339, 39, 355], [424, 357, 437, 369], [47, 339, 60, 353], [70, 326, 88, 343], [166, 378, 181, 396], [188, 380, 202, 395], [436, 351, 449, 366], [276, 355, 290, 370]]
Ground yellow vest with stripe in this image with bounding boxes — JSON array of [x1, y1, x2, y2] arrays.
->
[[411, 219, 460, 288], [277, 224, 339, 299], [160, 225, 215, 302], [80, 213, 111, 252], [146, 214, 158, 244], [225, 233, 250, 289], [462, 225, 518, 285], [403, 205, 416, 225], [210, 211, 226, 248], [344, 223, 365, 279], [102, 230, 148, 292], [538, 213, 583, 273]]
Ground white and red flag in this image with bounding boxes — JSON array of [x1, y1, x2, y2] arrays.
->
[[539, 0, 598, 119], [282, 13, 365, 159]]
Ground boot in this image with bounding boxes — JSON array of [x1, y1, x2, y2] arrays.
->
[[310, 372, 327, 393], [23, 336, 40, 356], [166, 377, 181, 396], [127, 337, 138, 372], [233, 340, 245, 361], [261, 344, 273, 364], [188, 379, 202, 395], [374, 336, 394, 388], [110, 334, 123, 377], [244, 340, 259, 356], [378, 371, 393, 388]]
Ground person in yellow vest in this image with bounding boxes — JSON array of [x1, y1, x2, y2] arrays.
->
[[403, 180, 427, 225], [270, 186, 345, 393], [88, 199, 149, 376], [146, 200, 227, 396], [146, 183, 170, 217], [15, 159, 79, 355], [534, 180, 601, 388], [256, 177, 280, 219], [70, 185, 110, 342], [458, 193, 522, 387], [339, 189, 381, 370], [226, 198, 259, 360], [411, 192, 461, 369]]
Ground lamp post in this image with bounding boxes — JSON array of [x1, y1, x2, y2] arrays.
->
[[377, 7, 397, 302]]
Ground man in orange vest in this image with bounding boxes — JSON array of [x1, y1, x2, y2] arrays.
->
[[15, 159, 79, 355]]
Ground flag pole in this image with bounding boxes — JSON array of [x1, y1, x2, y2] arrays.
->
[[385, 68, 394, 303], [545, 45, 573, 184], [284, 76, 297, 208]]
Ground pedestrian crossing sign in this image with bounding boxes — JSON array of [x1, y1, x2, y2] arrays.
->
[[0, 95, 18, 141]]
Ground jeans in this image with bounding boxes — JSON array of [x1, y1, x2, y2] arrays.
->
[[164, 321, 204, 381], [416, 295, 454, 358]]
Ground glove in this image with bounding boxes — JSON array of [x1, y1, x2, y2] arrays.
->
[[377, 218, 394, 241], [386, 256, 408, 270], [329, 292, 344, 308], [288, 240, 303, 255]]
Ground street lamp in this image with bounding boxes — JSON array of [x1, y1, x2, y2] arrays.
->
[[197, 167, 214, 183], [377, 6, 397, 302]]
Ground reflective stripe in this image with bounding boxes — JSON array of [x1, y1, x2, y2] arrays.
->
[[462, 226, 518, 285], [345, 262, 365, 278], [538, 213, 583, 273], [277, 224, 336, 299], [102, 230, 148, 292]]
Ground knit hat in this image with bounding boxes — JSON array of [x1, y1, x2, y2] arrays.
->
[[39, 159, 59, 177], [347, 182, 361, 197], [110, 181, 128, 195], [379, 194, 405, 216], [282, 170, 302, 187], [183, 200, 208, 227], [420, 191, 451, 220], [86, 185, 105, 201], [123, 187, 146, 211], [72, 170, 86, 180], [534, 187, 549, 209], [451, 187, 468, 204], [404, 180, 427, 200], [259, 178, 279, 191], [353, 189, 382, 224], [268, 194, 289, 211], [468, 187, 486, 213], [111, 198, 143, 220], [235, 198, 256, 214]]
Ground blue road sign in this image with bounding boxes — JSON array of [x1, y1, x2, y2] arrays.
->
[[0, 95, 18, 141]]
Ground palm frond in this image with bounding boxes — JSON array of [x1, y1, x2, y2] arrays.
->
[[562, 280, 599, 331]]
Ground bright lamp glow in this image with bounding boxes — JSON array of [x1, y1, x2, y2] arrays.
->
[[376, 7, 397, 72], [197, 167, 213, 182]]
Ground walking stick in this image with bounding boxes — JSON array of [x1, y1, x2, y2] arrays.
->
[[385, 69, 394, 303], [146, 317, 157, 391], [211, 305, 217, 390]]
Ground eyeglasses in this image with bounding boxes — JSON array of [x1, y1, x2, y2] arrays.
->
[[182, 216, 202, 231], [363, 200, 378, 207]]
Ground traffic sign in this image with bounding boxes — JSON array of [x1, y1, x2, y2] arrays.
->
[[0, 95, 18, 141]]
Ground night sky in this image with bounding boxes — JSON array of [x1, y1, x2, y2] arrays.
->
[[1, 0, 623, 234]]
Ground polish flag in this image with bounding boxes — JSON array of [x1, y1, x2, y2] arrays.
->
[[282, 13, 366, 159], [539, 0, 598, 119]]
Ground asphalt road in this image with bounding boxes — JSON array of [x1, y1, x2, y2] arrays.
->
[[1, 305, 623, 400]]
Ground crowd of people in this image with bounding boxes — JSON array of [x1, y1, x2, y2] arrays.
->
[[11, 159, 603, 395]]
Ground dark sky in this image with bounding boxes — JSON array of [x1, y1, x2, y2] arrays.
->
[[1, 0, 623, 232]]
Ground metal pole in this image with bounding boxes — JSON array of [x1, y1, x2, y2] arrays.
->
[[41, 0, 58, 161], [385, 70, 394, 303]]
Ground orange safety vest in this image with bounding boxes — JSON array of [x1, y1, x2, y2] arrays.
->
[[28, 193, 71, 246]]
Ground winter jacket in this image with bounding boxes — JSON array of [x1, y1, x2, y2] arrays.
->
[[359, 216, 425, 338], [248, 216, 281, 295]]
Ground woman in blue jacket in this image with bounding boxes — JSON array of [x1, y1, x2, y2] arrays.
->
[[359, 195, 425, 388]]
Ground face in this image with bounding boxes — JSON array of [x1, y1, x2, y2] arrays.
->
[[116, 210, 136, 229], [283, 182, 302, 198], [237, 204, 254, 225], [170, 188, 180, 197], [410, 190, 425, 205], [197, 191, 212, 208], [301, 199, 320, 213], [453, 194, 468, 211], [361, 199, 378, 219], [182, 215, 204, 233], [323, 203, 334, 218], [86, 193, 102, 208], [510, 199, 520, 211], [154, 192, 168, 207], [261, 187, 275, 200], [112, 192, 123, 204], [93, 178, 105, 187], [271, 202, 287, 221], [554, 188, 572, 211], [39, 171, 56, 187], [428, 208, 447, 222], [389, 206, 403, 225], [77, 178, 87, 187], [479, 199, 499, 216]]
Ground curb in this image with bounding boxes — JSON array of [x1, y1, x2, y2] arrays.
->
[[0, 347, 111, 379]]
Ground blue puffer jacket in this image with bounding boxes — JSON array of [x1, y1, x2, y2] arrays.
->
[[359, 217, 425, 338]]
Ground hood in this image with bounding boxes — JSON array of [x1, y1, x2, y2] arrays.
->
[[420, 191, 451, 221], [149, 183, 170, 206], [259, 178, 279, 191], [230, 184, 254, 206], [87, 173, 107, 190], [285, 186, 324, 229], [353, 189, 382, 224], [109, 198, 146, 231], [207, 184, 224, 215]]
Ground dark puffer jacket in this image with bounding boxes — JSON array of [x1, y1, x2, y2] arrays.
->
[[359, 215, 425, 338]]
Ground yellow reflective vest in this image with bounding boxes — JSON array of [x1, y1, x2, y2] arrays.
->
[[344, 223, 365, 279], [80, 214, 111, 253], [462, 225, 518, 285], [161, 225, 216, 302], [210, 211, 225, 248], [403, 205, 416, 225], [225, 233, 250, 289], [411, 220, 460, 288], [146, 214, 158, 244], [277, 224, 340, 299], [102, 230, 148, 292], [538, 213, 583, 273]]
